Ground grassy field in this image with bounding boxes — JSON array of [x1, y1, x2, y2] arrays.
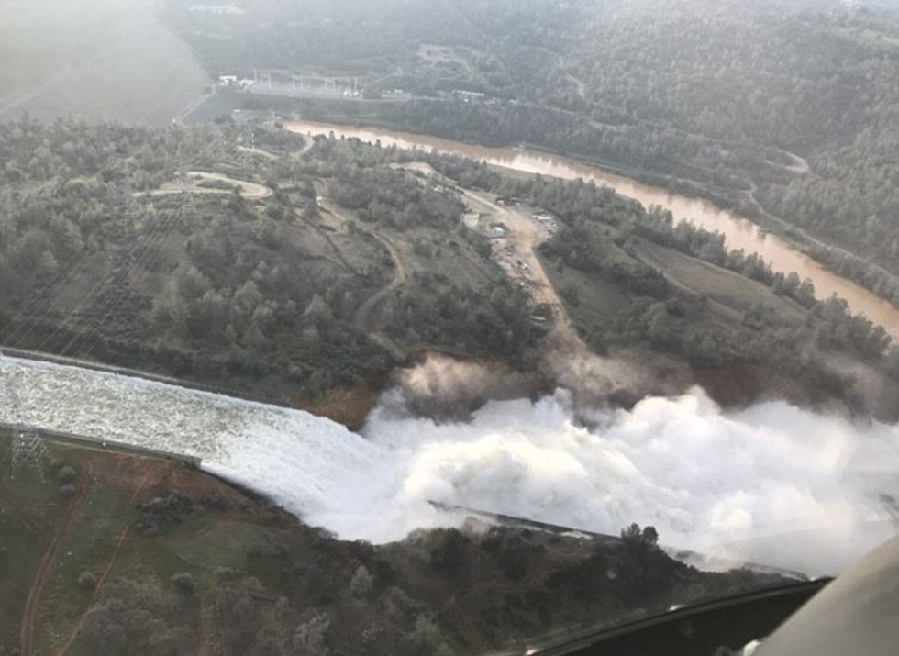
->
[[633, 240, 806, 321], [0, 0, 209, 124]]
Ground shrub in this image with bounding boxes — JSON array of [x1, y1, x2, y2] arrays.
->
[[57, 465, 78, 483], [78, 571, 96, 592], [171, 573, 196, 594]]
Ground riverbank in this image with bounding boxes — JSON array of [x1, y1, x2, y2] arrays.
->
[[283, 118, 899, 339], [245, 93, 897, 313]]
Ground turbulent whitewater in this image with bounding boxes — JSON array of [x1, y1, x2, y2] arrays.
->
[[2, 356, 898, 576]]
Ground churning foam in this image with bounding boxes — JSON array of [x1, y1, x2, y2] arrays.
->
[[2, 357, 897, 575]]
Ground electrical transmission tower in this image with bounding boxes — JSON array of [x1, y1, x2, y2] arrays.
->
[[1, 351, 48, 480], [181, 185, 197, 223], [210, 131, 229, 168], [10, 429, 49, 481], [179, 164, 198, 226], [237, 130, 257, 174]]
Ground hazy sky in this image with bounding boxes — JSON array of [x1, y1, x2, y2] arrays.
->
[[0, 0, 209, 124]]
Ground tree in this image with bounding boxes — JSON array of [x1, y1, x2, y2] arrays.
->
[[78, 571, 96, 592], [234, 280, 264, 317], [171, 573, 196, 595], [37, 249, 58, 277], [796, 278, 817, 309], [292, 608, 330, 656], [304, 294, 333, 325], [429, 529, 469, 578], [641, 526, 660, 548], [348, 564, 374, 601], [620, 523, 660, 552], [243, 320, 266, 349]]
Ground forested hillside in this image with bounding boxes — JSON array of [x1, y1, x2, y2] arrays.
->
[[0, 118, 536, 404], [2, 116, 897, 419], [168, 0, 899, 303]]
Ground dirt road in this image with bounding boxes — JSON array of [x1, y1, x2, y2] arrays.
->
[[237, 145, 278, 161], [353, 234, 408, 330], [467, 190, 580, 345], [395, 162, 583, 349], [312, 189, 409, 357], [20, 462, 92, 656], [539, 47, 585, 99], [139, 172, 272, 200], [54, 461, 158, 656]]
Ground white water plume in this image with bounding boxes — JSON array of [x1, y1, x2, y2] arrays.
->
[[1, 356, 897, 576]]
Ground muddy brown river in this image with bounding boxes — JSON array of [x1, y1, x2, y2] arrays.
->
[[285, 119, 899, 339]]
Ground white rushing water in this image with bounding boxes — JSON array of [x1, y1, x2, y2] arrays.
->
[[2, 356, 898, 576]]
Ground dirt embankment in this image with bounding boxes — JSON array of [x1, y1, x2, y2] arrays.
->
[[292, 382, 383, 432]]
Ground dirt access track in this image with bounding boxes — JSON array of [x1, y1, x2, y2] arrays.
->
[[140, 172, 272, 200], [310, 184, 409, 357]]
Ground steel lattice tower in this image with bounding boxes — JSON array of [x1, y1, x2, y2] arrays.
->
[[1, 352, 48, 480], [9, 429, 49, 481]]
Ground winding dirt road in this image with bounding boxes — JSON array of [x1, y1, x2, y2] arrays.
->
[[139, 172, 272, 200], [312, 189, 409, 356], [353, 233, 408, 330]]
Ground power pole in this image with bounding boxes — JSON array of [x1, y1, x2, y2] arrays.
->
[[178, 148, 197, 225], [10, 428, 49, 481]]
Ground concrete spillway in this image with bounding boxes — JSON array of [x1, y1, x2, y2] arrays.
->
[[3, 355, 899, 575]]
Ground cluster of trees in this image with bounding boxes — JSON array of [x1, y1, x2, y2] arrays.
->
[[808, 246, 899, 309], [389, 271, 534, 361], [61, 516, 787, 656], [634, 207, 893, 362], [296, 136, 541, 364], [569, 1, 899, 282], [326, 165, 464, 231], [634, 209, 821, 308]]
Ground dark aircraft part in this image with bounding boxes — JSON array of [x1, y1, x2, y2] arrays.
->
[[533, 580, 830, 656], [755, 535, 899, 656]]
